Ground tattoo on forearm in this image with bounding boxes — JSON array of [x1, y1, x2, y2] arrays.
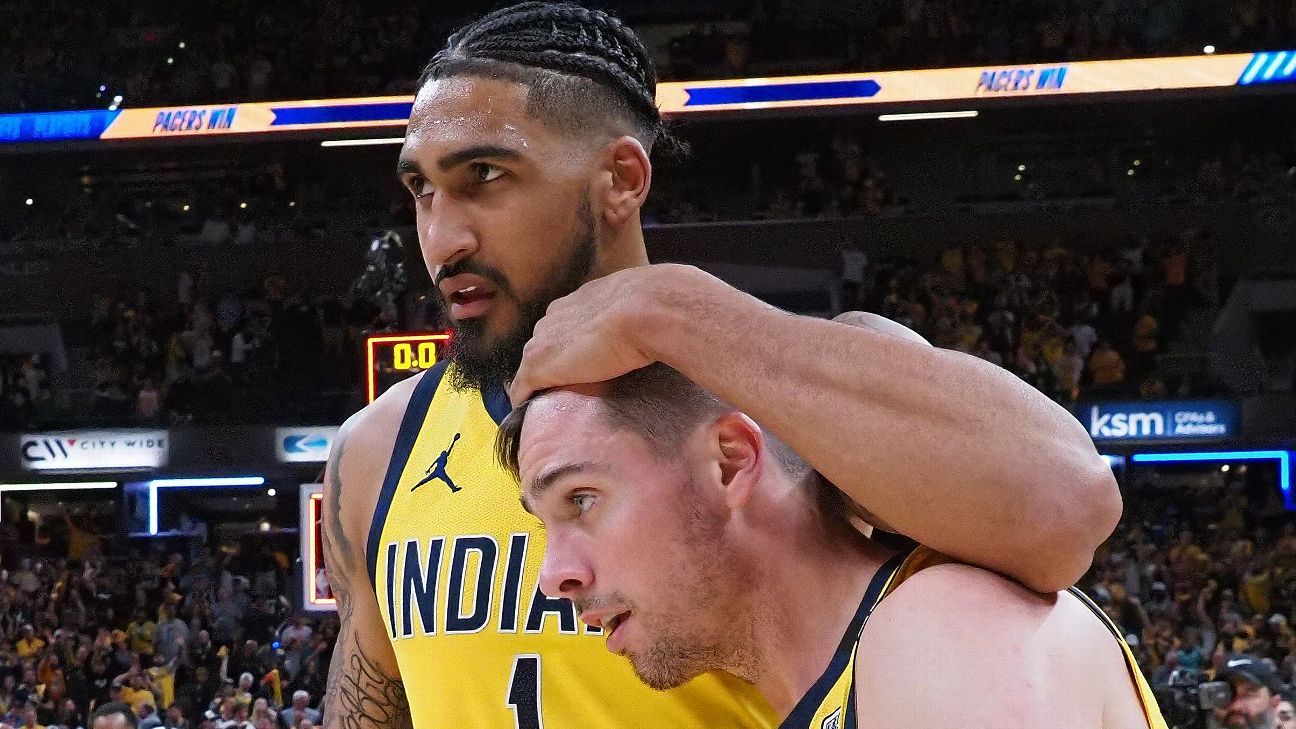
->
[[325, 595, 411, 729], [324, 432, 353, 567]]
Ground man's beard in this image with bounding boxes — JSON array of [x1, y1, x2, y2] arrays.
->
[[1209, 709, 1278, 729], [443, 196, 596, 392], [620, 485, 759, 691], [628, 617, 736, 691]]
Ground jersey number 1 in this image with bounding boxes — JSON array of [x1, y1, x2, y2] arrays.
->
[[507, 654, 543, 729]]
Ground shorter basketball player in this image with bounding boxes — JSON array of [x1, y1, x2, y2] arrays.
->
[[497, 320, 1168, 728]]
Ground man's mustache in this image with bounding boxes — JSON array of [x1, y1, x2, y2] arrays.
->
[[435, 259, 516, 300]]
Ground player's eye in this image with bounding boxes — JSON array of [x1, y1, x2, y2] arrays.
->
[[406, 175, 433, 199], [470, 163, 504, 183], [570, 493, 596, 514]]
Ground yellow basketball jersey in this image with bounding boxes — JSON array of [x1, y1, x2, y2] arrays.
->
[[781, 546, 1170, 729], [366, 361, 777, 728], [780, 552, 907, 729]]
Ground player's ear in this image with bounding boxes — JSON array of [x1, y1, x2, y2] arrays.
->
[[707, 412, 763, 510], [598, 135, 651, 227]]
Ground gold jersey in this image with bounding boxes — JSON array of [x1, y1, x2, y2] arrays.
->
[[366, 361, 777, 728], [781, 547, 1169, 729]]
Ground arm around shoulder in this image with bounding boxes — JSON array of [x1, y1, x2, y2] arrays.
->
[[637, 270, 1121, 593]]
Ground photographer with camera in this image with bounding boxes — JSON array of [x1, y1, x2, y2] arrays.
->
[[1159, 654, 1290, 728], [1212, 654, 1287, 729]]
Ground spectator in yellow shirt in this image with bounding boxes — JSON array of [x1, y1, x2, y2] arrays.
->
[[260, 667, 282, 711], [127, 611, 157, 658], [118, 675, 157, 718], [14, 626, 43, 661], [1243, 559, 1275, 616], [146, 649, 181, 712], [60, 505, 103, 562], [232, 674, 254, 712]]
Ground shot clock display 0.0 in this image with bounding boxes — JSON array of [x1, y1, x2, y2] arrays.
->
[[365, 332, 452, 403]]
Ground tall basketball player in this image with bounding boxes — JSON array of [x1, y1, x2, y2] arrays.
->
[[320, 4, 1122, 728]]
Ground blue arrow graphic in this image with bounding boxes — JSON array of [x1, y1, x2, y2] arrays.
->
[[285, 434, 330, 453], [270, 102, 413, 126], [684, 79, 882, 107]]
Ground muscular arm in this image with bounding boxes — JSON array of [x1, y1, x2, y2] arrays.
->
[[321, 419, 412, 729], [637, 265, 1120, 592]]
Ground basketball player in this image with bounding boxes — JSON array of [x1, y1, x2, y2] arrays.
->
[[320, 3, 1122, 728], [498, 348, 1167, 728]]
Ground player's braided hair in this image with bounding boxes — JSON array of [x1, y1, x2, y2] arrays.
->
[[420, 2, 687, 157]]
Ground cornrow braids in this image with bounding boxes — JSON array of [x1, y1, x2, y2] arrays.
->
[[419, 2, 688, 159]]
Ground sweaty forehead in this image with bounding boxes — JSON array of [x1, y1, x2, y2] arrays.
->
[[518, 389, 611, 469], [407, 76, 546, 150]]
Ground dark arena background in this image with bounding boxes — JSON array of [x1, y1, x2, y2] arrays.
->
[[1, 1, 1296, 728]]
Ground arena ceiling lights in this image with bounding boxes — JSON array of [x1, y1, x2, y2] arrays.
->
[[877, 110, 978, 122], [1099, 455, 1125, 469], [320, 137, 406, 147], [0, 481, 117, 493]]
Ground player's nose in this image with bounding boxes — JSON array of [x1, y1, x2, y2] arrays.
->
[[417, 196, 477, 269], [538, 533, 593, 599]]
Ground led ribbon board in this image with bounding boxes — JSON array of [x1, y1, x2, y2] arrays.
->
[[0, 96, 415, 143], [657, 50, 1296, 113], [2, 51, 1293, 144]]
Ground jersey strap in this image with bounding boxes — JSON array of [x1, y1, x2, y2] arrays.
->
[[480, 382, 511, 425], [366, 360, 450, 585], [1069, 587, 1170, 729], [779, 550, 908, 729]]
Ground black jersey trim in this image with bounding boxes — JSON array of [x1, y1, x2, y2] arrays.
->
[[481, 383, 512, 426], [366, 360, 450, 586], [1069, 586, 1125, 642], [844, 678, 858, 729], [779, 550, 909, 729], [1069, 586, 1164, 726]]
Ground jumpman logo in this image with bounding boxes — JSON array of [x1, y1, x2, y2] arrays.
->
[[412, 433, 462, 493]]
